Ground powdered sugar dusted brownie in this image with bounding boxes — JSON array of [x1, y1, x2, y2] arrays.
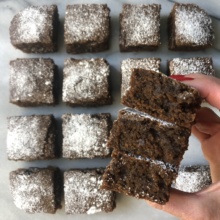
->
[[121, 58, 161, 98], [62, 113, 112, 159], [168, 57, 215, 76], [120, 4, 161, 52], [9, 5, 59, 53], [64, 4, 110, 53], [62, 58, 111, 106], [172, 165, 211, 192], [10, 58, 57, 106], [7, 115, 57, 161], [168, 3, 214, 50], [64, 169, 116, 214], [9, 167, 62, 213]]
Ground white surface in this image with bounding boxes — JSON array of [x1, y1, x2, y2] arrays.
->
[[0, 0, 220, 219]]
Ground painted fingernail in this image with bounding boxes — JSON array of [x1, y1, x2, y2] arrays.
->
[[170, 75, 194, 81]]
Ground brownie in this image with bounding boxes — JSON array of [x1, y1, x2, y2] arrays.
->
[[108, 108, 190, 166], [172, 165, 211, 192], [9, 167, 62, 213], [9, 58, 57, 107], [9, 5, 59, 53], [122, 69, 202, 128], [102, 151, 177, 204], [64, 4, 110, 53], [168, 3, 214, 51], [62, 113, 112, 159], [120, 4, 161, 52], [64, 169, 116, 214], [121, 58, 161, 98], [168, 57, 215, 76], [7, 115, 57, 161], [62, 58, 111, 106]]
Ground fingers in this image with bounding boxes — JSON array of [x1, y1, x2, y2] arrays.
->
[[192, 125, 210, 142]]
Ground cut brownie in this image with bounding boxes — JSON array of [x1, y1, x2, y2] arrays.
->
[[120, 4, 161, 52], [168, 3, 214, 51], [7, 115, 57, 161], [122, 69, 202, 128], [64, 169, 116, 214], [121, 58, 161, 98], [168, 57, 215, 76], [172, 165, 211, 192], [108, 108, 190, 166], [62, 113, 111, 159], [9, 167, 62, 213], [62, 58, 111, 106], [64, 4, 110, 53], [9, 5, 59, 53], [9, 58, 57, 107], [102, 151, 177, 204]]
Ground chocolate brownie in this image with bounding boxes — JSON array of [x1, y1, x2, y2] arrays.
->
[[9, 5, 59, 53], [64, 169, 116, 214], [120, 4, 161, 52], [9, 167, 62, 213], [7, 115, 57, 161], [62, 58, 111, 106], [168, 57, 215, 76], [168, 3, 214, 51], [121, 58, 161, 98], [62, 113, 112, 159], [9, 58, 57, 107], [64, 4, 110, 53], [122, 69, 202, 128]]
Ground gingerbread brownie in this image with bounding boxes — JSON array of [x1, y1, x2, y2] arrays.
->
[[62, 58, 111, 106], [9, 167, 62, 213], [64, 4, 110, 53], [9, 5, 59, 53], [122, 69, 202, 128], [7, 115, 57, 161], [168, 57, 215, 76], [168, 3, 214, 51], [172, 165, 211, 192], [120, 4, 161, 52], [64, 169, 116, 214], [121, 58, 161, 98], [9, 58, 57, 107], [62, 113, 111, 159]]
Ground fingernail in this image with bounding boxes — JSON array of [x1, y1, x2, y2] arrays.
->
[[170, 75, 194, 81]]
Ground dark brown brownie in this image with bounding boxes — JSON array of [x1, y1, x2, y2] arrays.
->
[[108, 108, 190, 166], [102, 151, 177, 204], [62, 113, 112, 159], [9, 167, 62, 213], [64, 4, 110, 53], [120, 4, 161, 52], [9, 5, 59, 53], [122, 69, 202, 128], [62, 58, 111, 106], [7, 115, 57, 161], [10, 58, 57, 107], [172, 165, 211, 193], [168, 57, 215, 76], [168, 3, 214, 51], [64, 169, 116, 214]]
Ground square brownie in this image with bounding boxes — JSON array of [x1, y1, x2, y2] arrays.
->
[[64, 4, 110, 53], [62, 58, 111, 106], [62, 113, 112, 159], [121, 58, 161, 98], [9, 5, 59, 53], [120, 4, 161, 52], [7, 115, 57, 161], [9, 58, 57, 106], [64, 169, 116, 214], [168, 3, 214, 50], [168, 57, 215, 76], [9, 167, 62, 213]]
